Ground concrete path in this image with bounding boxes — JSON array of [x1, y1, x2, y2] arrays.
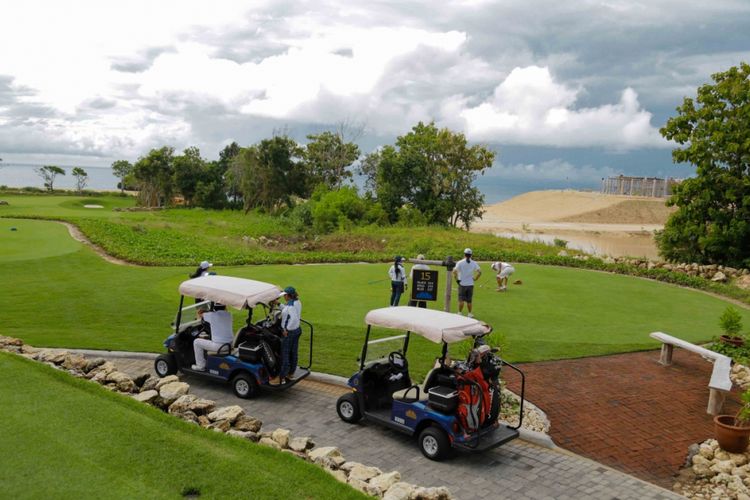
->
[[101, 353, 679, 500]]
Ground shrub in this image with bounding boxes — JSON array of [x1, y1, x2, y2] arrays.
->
[[553, 238, 568, 248], [310, 186, 385, 234], [720, 306, 744, 337]]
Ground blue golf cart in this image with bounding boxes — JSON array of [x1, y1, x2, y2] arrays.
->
[[335, 306, 525, 460], [154, 275, 313, 398]]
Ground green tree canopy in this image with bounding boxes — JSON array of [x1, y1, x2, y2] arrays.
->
[[133, 147, 175, 207], [172, 146, 206, 206], [657, 62, 750, 268], [34, 165, 65, 192], [111, 160, 133, 194], [235, 135, 307, 212], [360, 122, 494, 228], [71, 167, 88, 194], [304, 131, 360, 190]]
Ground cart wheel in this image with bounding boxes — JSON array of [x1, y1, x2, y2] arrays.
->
[[336, 393, 362, 423], [154, 354, 177, 377], [419, 426, 450, 461], [232, 372, 258, 399]]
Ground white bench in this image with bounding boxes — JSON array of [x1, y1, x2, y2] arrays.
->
[[650, 332, 733, 415]]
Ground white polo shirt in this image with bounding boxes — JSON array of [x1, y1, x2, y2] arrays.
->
[[202, 310, 234, 344], [455, 258, 481, 286]]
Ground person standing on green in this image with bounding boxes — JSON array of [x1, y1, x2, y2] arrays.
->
[[452, 248, 481, 317], [388, 256, 407, 306]]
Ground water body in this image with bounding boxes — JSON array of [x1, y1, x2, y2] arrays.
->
[[0, 163, 120, 191]]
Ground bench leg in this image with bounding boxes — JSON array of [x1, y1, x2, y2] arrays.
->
[[658, 344, 674, 366], [708, 389, 727, 416]]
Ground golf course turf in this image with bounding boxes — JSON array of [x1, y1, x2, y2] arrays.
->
[[2, 214, 749, 379], [0, 352, 365, 499]]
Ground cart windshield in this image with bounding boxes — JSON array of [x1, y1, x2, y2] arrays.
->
[[360, 327, 408, 368]]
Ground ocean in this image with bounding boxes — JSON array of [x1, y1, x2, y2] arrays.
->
[[0, 163, 597, 203]]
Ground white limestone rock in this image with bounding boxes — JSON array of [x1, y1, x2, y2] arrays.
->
[[208, 405, 244, 424]]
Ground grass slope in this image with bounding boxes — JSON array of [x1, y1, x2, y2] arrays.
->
[[0, 194, 573, 265], [0, 352, 364, 499], [3, 218, 749, 378]]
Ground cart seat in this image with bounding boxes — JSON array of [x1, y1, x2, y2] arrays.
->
[[205, 343, 232, 357], [392, 368, 436, 402]]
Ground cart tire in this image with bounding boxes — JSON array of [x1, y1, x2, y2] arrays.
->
[[154, 354, 177, 377], [232, 372, 258, 399], [336, 393, 362, 423], [419, 426, 450, 461]]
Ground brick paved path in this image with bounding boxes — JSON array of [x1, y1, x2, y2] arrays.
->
[[504, 349, 741, 489], [107, 355, 678, 500]]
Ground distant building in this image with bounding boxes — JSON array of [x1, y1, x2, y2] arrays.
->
[[601, 175, 680, 198]]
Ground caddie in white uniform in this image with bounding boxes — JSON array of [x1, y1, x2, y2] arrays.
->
[[192, 303, 234, 371], [452, 248, 481, 317]]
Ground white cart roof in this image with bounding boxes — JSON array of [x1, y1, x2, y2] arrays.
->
[[364, 306, 492, 344], [178, 276, 282, 310]]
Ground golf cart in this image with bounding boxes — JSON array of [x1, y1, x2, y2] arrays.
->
[[154, 275, 313, 398], [336, 306, 525, 460]]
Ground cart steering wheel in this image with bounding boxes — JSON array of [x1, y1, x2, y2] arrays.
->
[[388, 351, 406, 371]]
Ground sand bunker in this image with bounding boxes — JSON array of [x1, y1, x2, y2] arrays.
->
[[83, 204, 104, 209]]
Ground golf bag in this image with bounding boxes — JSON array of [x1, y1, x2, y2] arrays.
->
[[456, 366, 491, 433]]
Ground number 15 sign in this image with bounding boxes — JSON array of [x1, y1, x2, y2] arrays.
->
[[411, 270, 439, 302]]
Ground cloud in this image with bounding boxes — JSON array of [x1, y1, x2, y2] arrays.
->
[[458, 66, 666, 149]]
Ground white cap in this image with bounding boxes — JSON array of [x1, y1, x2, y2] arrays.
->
[[278, 290, 288, 298], [464, 248, 473, 255], [199, 261, 213, 269], [476, 344, 491, 354]]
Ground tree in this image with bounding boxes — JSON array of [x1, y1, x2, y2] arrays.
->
[[132, 147, 175, 207], [111, 160, 133, 194], [71, 167, 88, 194], [34, 165, 65, 192], [173, 146, 206, 206], [657, 62, 750, 268], [218, 142, 241, 208], [304, 130, 360, 190], [360, 122, 495, 228], [235, 135, 307, 212]]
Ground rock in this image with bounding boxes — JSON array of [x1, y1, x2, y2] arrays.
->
[[233, 415, 262, 432], [0, 336, 23, 347], [159, 382, 190, 405], [715, 450, 731, 461], [132, 372, 151, 388], [370, 471, 402, 493], [140, 376, 160, 392], [711, 460, 734, 475], [347, 478, 369, 494], [308, 446, 343, 462], [20, 344, 39, 355], [0, 200, 8, 205], [83, 358, 106, 373], [410, 486, 452, 499], [693, 455, 711, 467], [61, 354, 88, 371], [198, 415, 211, 428], [712, 271, 728, 282], [38, 350, 70, 365], [259, 437, 282, 450], [340, 461, 363, 473], [86, 361, 116, 379], [271, 428, 290, 449], [175, 410, 199, 424], [692, 462, 712, 478], [326, 468, 348, 483], [154, 375, 180, 390], [699, 443, 716, 460], [289, 436, 314, 452], [348, 463, 382, 482], [384, 482, 416, 500], [169, 395, 216, 416], [557, 250, 568, 257], [106, 371, 136, 393], [132, 390, 158, 404], [208, 405, 244, 424], [226, 430, 259, 441], [208, 419, 231, 432], [737, 275, 750, 290], [730, 453, 749, 467]]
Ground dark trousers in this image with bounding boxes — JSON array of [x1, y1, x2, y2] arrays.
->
[[408, 300, 427, 308], [390, 281, 405, 306], [280, 327, 302, 378]]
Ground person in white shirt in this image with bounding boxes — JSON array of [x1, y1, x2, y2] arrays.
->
[[408, 254, 430, 308], [278, 286, 302, 382], [388, 256, 407, 306], [192, 303, 233, 371], [452, 248, 481, 317], [491, 261, 515, 291]]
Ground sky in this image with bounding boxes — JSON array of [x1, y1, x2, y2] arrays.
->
[[1, 0, 749, 197]]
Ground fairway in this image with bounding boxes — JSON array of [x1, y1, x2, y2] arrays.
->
[[3, 217, 749, 378], [0, 352, 364, 499]]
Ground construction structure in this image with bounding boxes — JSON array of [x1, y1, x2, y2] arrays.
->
[[601, 175, 680, 198]]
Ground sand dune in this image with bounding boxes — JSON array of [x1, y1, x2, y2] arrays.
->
[[481, 190, 672, 225]]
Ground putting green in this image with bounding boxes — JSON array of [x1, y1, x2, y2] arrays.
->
[[3, 218, 750, 378], [0, 219, 81, 262]]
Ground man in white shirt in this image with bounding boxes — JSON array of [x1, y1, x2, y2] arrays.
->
[[192, 303, 234, 371], [491, 261, 515, 291], [452, 248, 481, 317]]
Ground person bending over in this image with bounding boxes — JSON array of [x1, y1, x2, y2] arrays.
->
[[491, 261, 515, 291], [192, 303, 233, 371]]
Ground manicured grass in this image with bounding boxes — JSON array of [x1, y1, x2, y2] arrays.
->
[[0, 193, 572, 265], [3, 218, 750, 379], [0, 351, 364, 499]]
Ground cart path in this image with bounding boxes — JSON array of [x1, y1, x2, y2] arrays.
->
[[503, 349, 741, 490], [101, 354, 678, 500]]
